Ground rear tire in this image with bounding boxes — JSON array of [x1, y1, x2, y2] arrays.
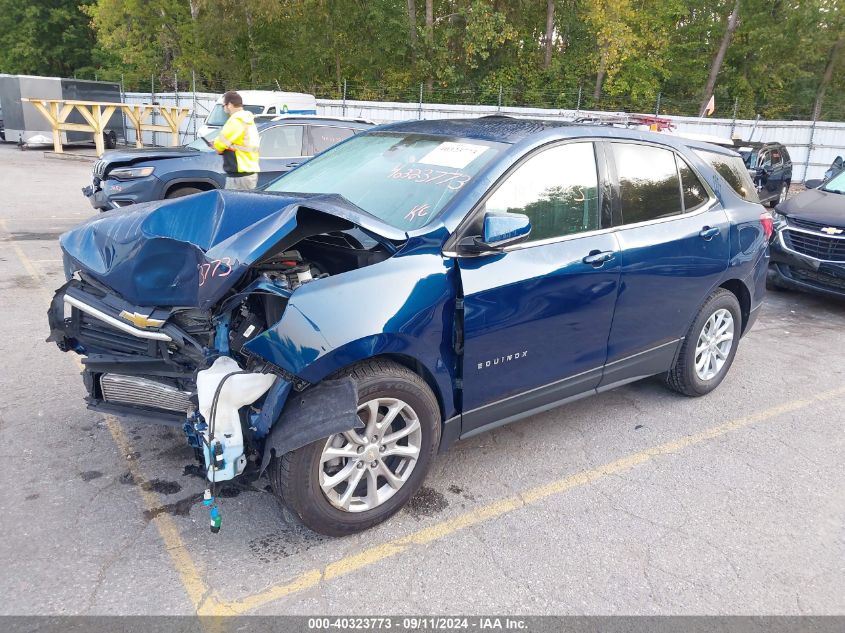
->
[[270, 359, 441, 536], [103, 130, 118, 150], [666, 288, 742, 397], [165, 186, 202, 199]]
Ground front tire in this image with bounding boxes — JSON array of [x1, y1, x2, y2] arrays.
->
[[770, 182, 788, 207], [270, 359, 441, 536], [666, 289, 742, 397], [165, 186, 203, 199]]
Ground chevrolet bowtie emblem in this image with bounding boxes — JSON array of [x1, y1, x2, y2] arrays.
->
[[119, 310, 165, 329], [821, 226, 843, 235]]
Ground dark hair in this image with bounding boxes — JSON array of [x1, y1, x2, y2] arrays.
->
[[222, 91, 243, 107]]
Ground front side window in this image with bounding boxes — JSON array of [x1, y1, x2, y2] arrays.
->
[[265, 132, 504, 230], [260, 125, 304, 158], [485, 142, 600, 242], [612, 143, 682, 224], [770, 148, 783, 166]]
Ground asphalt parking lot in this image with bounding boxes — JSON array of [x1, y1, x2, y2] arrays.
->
[[1, 142, 844, 617]]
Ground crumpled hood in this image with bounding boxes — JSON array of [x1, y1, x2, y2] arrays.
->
[[100, 146, 200, 166], [60, 190, 405, 309]]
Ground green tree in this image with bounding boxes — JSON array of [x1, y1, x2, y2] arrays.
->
[[0, 0, 97, 77]]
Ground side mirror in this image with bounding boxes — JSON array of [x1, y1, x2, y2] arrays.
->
[[458, 213, 532, 254], [804, 179, 823, 189]]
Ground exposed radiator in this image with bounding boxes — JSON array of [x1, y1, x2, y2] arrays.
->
[[100, 373, 193, 413]]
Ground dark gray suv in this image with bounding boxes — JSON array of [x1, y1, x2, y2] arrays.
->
[[738, 141, 792, 207]]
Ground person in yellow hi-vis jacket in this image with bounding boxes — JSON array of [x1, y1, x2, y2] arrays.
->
[[212, 91, 260, 190]]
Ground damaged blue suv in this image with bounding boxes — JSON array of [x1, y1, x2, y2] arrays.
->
[[48, 117, 769, 535]]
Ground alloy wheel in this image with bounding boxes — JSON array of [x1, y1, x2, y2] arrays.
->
[[694, 308, 735, 381], [319, 397, 422, 513]]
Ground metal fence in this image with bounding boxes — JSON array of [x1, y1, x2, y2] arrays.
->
[[121, 91, 845, 182]]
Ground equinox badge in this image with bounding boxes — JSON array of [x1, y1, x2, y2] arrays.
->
[[119, 310, 165, 329]]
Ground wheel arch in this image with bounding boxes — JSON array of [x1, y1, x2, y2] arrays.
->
[[163, 178, 219, 198], [719, 278, 752, 334], [370, 353, 446, 424]]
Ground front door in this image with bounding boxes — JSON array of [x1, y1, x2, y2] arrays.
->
[[456, 141, 621, 434]]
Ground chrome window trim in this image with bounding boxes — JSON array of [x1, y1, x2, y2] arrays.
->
[[611, 200, 719, 233], [778, 226, 845, 264], [442, 137, 720, 257], [442, 201, 720, 256], [63, 295, 172, 342]]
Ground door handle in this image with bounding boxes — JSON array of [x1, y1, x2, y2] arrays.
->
[[700, 226, 720, 241], [582, 250, 615, 267]]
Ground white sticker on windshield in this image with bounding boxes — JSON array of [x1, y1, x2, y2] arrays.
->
[[418, 142, 488, 169]]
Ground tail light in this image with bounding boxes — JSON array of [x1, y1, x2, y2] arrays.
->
[[760, 212, 774, 240]]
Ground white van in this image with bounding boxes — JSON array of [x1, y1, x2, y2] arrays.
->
[[198, 90, 317, 137]]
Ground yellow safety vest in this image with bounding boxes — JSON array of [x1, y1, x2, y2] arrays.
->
[[213, 109, 260, 174]]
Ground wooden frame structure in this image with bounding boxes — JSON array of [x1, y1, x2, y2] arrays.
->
[[22, 98, 191, 156]]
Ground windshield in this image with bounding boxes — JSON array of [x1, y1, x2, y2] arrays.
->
[[184, 129, 220, 151], [206, 104, 264, 126], [265, 132, 504, 230], [822, 170, 845, 194]]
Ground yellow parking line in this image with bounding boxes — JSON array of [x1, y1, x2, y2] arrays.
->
[[7, 217, 844, 616], [218, 385, 845, 615], [1, 219, 46, 284], [2, 219, 223, 614]]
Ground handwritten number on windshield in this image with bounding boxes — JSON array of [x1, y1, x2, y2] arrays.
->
[[389, 165, 471, 190]]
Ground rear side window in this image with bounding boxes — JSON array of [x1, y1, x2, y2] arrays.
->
[[308, 126, 356, 154], [693, 149, 759, 202], [612, 143, 682, 224], [677, 156, 709, 211], [485, 142, 600, 242], [770, 148, 783, 165]]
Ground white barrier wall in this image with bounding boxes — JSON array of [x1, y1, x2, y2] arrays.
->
[[121, 92, 845, 181]]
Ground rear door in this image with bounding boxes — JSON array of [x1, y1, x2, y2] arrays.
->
[[256, 124, 305, 185], [456, 141, 622, 434], [599, 142, 730, 389]]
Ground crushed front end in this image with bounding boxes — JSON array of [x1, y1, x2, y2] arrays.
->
[[47, 267, 299, 483], [47, 190, 400, 489]]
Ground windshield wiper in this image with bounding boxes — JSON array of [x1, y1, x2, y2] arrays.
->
[[822, 188, 844, 194]]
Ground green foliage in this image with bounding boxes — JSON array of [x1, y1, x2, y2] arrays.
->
[[3, 0, 844, 120], [0, 0, 98, 77]]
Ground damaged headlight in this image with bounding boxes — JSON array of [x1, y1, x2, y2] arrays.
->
[[771, 210, 787, 228], [108, 166, 155, 180]]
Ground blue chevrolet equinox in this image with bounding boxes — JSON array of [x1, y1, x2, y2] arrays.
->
[[49, 117, 770, 535]]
